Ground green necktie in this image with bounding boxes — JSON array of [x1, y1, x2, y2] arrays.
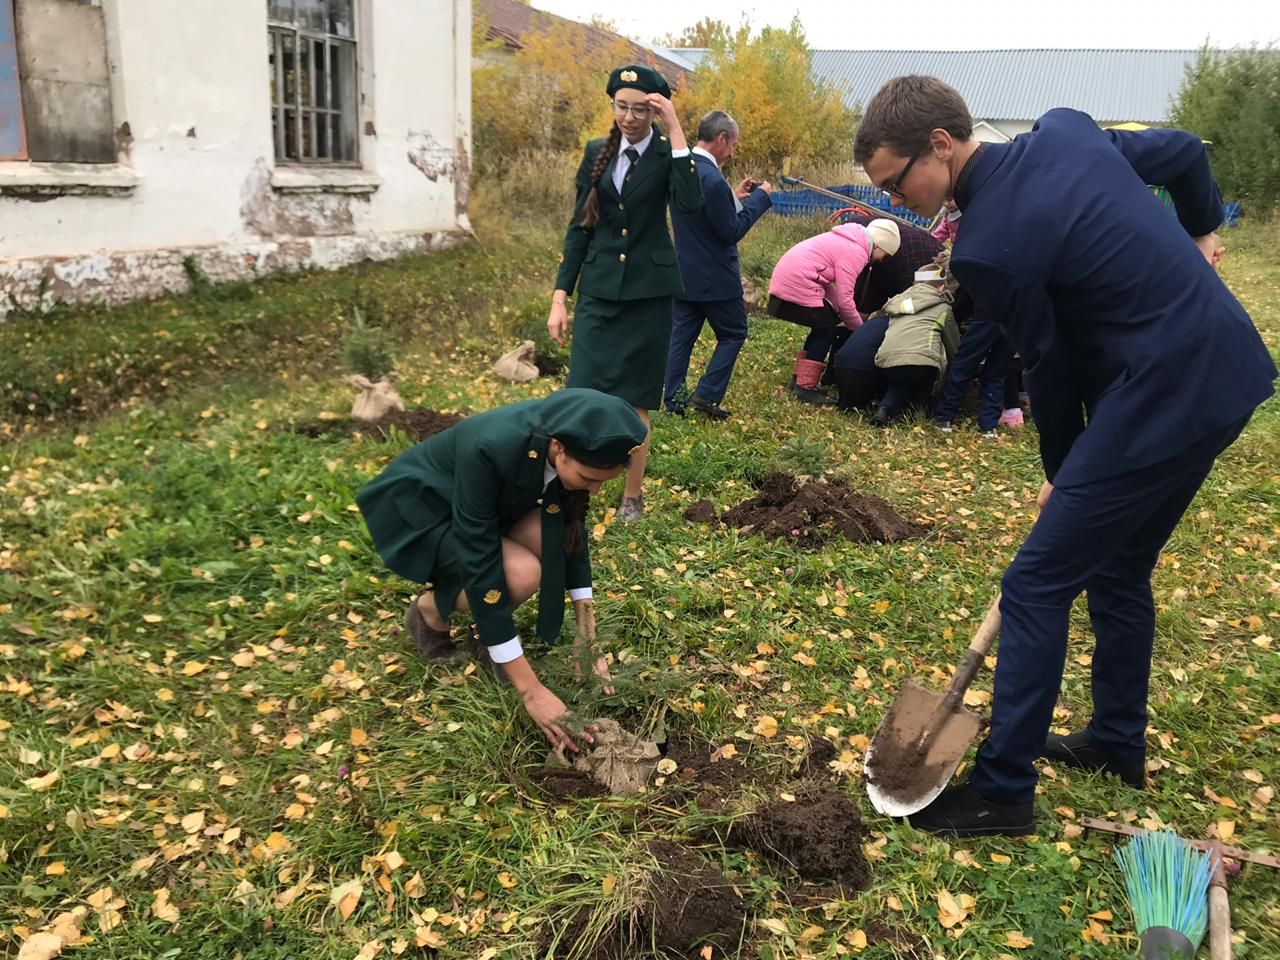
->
[[537, 477, 566, 643]]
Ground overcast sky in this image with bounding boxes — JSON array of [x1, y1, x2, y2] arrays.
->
[[533, 0, 1280, 50]]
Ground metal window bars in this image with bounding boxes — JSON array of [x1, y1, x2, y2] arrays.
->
[[268, 0, 357, 164]]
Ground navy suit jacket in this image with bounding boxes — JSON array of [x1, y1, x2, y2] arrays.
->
[[952, 109, 1275, 486], [671, 153, 772, 301]]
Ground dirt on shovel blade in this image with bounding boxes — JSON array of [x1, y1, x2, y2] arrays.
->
[[865, 681, 979, 805]]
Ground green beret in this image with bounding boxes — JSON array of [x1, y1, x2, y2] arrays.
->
[[538, 388, 647, 468], [606, 64, 671, 99]]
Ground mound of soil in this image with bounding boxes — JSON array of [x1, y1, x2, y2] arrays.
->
[[799, 737, 839, 780], [683, 500, 719, 523], [529, 768, 609, 800], [546, 839, 747, 959], [740, 788, 869, 887], [715, 472, 926, 548], [294, 407, 463, 443]]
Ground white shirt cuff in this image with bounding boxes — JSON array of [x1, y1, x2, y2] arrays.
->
[[672, 147, 691, 158], [487, 636, 524, 664], [568, 587, 593, 601]]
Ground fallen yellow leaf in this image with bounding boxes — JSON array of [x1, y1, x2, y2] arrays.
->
[[24, 770, 60, 792], [152, 888, 180, 923], [601, 874, 616, 895], [936, 890, 975, 929], [753, 715, 779, 738], [181, 811, 205, 833], [990, 853, 1012, 864], [497, 871, 518, 888], [181, 660, 207, 675], [350, 728, 369, 747], [1005, 931, 1034, 949], [847, 929, 868, 951], [414, 927, 445, 948], [330, 878, 363, 922], [1216, 819, 1236, 842], [44, 862, 66, 876], [283, 803, 306, 821]]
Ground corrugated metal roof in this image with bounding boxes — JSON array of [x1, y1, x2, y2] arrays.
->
[[670, 48, 1204, 122]]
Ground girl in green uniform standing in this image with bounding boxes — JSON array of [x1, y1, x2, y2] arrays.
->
[[356, 389, 647, 752], [548, 64, 704, 521]]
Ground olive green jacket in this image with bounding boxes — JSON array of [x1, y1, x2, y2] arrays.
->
[[555, 126, 704, 301], [356, 398, 591, 647]]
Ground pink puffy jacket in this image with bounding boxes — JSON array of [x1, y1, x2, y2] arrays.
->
[[767, 224, 872, 329]]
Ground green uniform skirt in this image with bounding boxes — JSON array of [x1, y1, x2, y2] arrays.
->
[[566, 294, 673, 409]]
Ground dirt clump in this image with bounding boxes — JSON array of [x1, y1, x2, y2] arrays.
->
[[294, 407, 463, 443], [740, 788, 869, 887], [716, 472, 926, 548], [529, 768, 608, 800], [683, 500, 718, 523], [800, 737, 839, 780], [545, 839, 747, 959]]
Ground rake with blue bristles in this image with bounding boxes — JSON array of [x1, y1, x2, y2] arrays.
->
[[1114, 829, 1219, 959]]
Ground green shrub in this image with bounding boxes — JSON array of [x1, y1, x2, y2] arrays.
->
[[341, 305, 395, 382]]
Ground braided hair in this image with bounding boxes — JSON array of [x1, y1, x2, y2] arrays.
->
[[562, 489, 590, 555], [577, 123, 623, 229]]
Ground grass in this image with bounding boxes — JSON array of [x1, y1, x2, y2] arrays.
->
[[0, 192, 1278, 960]]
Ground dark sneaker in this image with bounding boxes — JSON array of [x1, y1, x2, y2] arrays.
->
[[907, 782, 1036, 837], [868, 403, 891, 426], [1041, 731, 1145, 788], [791, 385, 836, 406], [405, 599, 465, 664], [688, 395, 731, 420]]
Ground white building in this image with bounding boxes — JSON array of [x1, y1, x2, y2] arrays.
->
[[0, 0, 471, 312]]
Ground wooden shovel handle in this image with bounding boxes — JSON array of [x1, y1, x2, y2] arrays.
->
[[1208, 843, 1232, 960], [917, 594, 1002, 754]]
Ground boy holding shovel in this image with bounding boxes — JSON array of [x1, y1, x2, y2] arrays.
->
[[854, 76, 1275, 836]]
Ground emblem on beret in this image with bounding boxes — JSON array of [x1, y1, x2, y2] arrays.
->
[[629, 444, 642, 456], [527, 449, 538, 459], [620, 69, 638, 82], [546, 504, 561, 514], [483, 589, 502, 605]]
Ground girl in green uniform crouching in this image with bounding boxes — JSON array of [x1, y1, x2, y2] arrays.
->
[[548, 64, 704, 522], [356, 388, 647, 752]]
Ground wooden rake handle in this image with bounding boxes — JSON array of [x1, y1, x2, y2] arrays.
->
[[917, 593, 1002, 755], [1208, 842, 1233, 960]]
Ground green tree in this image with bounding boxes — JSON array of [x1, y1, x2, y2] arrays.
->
[[677, 19, 858, 174], [1170, 45, 1280, 214], [657, 17, 732, 49]]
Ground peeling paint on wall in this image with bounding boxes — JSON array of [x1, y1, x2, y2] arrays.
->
[[238, 157, 363, 239], [0, 230, 468, 316], [406, 129, 456, 182]]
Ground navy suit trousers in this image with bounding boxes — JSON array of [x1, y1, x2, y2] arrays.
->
[[664, 297, 749, 406], [970, 414, 1250, 804]]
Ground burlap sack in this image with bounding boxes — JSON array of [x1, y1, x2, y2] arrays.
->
[[492, 340, 539, 383], [346, 374, 405, 422], [547, 718, 661, 796]]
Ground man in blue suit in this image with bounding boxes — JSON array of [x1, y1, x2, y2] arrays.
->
[[663, 111, 773, 420], [855, 76, 1276, 836]]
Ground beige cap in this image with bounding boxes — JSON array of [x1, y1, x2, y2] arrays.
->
[[865, 218, 901, 256]]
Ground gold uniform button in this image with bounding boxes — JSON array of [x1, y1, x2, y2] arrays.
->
[[660, 135, 668, 142], [621, 228, 628, 237], [527, 449, 538, 459], [619, 253, 626, 262], [618, 202, 624, 210]]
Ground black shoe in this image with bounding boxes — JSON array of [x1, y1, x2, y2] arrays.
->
[[791, 385, 836, 406], [1041, 731, 1145, 788], [907, 783, 1035, 837], [664, 401, 686, 416], [688, 395, 731, 420], [868, 403, 891, 426]]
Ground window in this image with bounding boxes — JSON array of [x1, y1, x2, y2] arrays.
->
[[2, 0, 115, 164], [268, 0, 359, 165]]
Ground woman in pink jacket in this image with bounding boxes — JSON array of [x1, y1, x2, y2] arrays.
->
[[767, 219, 901, 405]]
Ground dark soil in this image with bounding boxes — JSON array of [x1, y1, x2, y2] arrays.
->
[[659, 736, 757, 812], [544, 839, 747, 959], [529, 767, 609, 800], [683, 500, 718, 523], [715, 472, 927, 548], [740, 788, 869, 888], [865, 918, 931, 960], [293, 407, 463, 443], [799, 737, 839, 780]]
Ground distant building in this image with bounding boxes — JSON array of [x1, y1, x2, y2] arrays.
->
[[666, 48, 1204, 141], [1, 0, 471, 313]]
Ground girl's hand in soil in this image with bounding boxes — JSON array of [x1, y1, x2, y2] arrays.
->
[[523, 685, 589, 752], [547, 297, 569, 346]]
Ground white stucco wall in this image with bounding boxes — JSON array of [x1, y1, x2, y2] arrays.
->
[[0, 0, 471, 311]]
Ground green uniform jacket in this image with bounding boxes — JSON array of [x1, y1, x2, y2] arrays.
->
[[356, 397, 592, 648], [874, 282, 962, 375], [555, 126, 704, 301]]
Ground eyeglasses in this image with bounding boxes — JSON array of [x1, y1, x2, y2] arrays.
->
[[883, 147, 924, 200], [611, 100, 651, 120]]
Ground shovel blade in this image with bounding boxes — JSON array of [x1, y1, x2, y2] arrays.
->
[[864, 681, 982, 817]]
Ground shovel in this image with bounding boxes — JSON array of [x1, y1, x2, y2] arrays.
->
[[865, 594, 1002, 817]]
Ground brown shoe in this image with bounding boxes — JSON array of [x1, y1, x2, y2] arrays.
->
[[405, 598, 464, 663]]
